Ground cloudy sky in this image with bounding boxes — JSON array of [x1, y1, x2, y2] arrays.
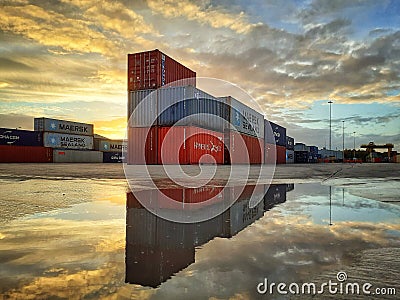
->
[[0, 0, 399, 151]]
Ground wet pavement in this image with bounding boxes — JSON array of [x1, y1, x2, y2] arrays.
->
[[0, 176, 399, 299]]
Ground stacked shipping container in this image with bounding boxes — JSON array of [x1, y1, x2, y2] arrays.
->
[[0, 127, 51, 163], [264, 120, 286, 164], [34, 117, 102, 163], [286, 136, 294, 164], [125, 183, 291, 286]]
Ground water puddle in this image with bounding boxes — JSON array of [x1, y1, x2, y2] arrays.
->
[[0, 182, 399, 299]]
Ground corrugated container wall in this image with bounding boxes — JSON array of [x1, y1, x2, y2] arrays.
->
[[129, 86, 227, 133], [264, 143, 275, 164], [286, 136, 294, 150], [53, 149, 102, 163], [43, 132, 93, 150], [264, 120, 286, 146], [127, 127, 158, 164], [286, 149, 294, 164], [34, 118, 94, 136], [127, 126, 224, 165], [0, 145, 52, 163], [225, 131, 264, 164], [128, 89, 155, 122], [0, 128, 43, 146], [157, 126, 224, 165], [276, 145, 286, 164], [220, 96, 264, 139], [128, 49, 196, 91]]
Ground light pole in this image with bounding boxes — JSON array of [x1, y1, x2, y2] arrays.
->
[[353, 131, 356, 160], [342, 120, 345, 162], [328, 101, 333, 150]]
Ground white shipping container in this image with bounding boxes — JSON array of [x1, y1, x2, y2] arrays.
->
[[53, 149, 102, 163], [220, 96, 264, 139], [95, 139, 127, 152], [34, 117, 94, 136], [44, 132, 93, 150]]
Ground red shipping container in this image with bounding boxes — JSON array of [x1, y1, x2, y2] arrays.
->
[[0, 145, 52, 163], [127, 186, 224, 211], [276, 145, 286, 164], [264, 143, 286, 164], [158, 126, 224, 165], [128, 49, 196, 91], [225, 131, 264, 164], [127, 127, 158, 164]]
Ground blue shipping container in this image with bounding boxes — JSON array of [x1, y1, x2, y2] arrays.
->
[[0, 128, 43, 146], [103, 152, 126, 163], [286, 136, 294, 150], [264, 121, 286, 146]]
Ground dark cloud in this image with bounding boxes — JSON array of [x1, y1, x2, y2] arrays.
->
[[0, 57, 34, 71]]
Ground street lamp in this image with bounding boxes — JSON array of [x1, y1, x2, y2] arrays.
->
[[342, 120, 345, 162], [328, 101, 333, 150], [353, 131, 356, 160]]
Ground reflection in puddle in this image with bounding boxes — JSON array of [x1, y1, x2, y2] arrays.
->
[[0, 182, 398, 299], [125, 184, 291, 287]]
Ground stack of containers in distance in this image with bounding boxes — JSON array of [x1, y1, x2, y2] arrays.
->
[[264, 121, 286, 164], [128, 86, 225, 164], [0, 127, 52, 163], [307, 146, 319, 163], [94, 138, 126, 163], [286, 136, 294, 164], [294, 143, 309, 163], [34, 117, 102, 163], [219, 96, 264, 164]]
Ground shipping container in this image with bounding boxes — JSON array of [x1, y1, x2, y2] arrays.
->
[[127, 49, 196, 91], [276, 145, 286, 164], [286, 149, 294, 164], [219, 96, 264, 138], [43, 132, 94, 150], [125, 244, 195, 287], [222, 185, 265, 237], [225, 131, 264, 164], [34, 117, 94, 136], [286, 183, 294, 192], [264, 184, 287, 210], [307, 145, 318, 155], [294, 143, 307, 151], [94, 139, 127, 152], [158, 126, 224, 164], [127, 127, 158, 164], [264, 120, 286, 146], [53, 149, 102, 163], [103, 152, 125, 163], [295, 150, 309, 163], [264, 143, 276, 164], [0, 128, 43, 147], [0, 145, 52, 163], [127, 126, 224, 165], [286, 136, 294, 150], [128, 86, 227, 133]]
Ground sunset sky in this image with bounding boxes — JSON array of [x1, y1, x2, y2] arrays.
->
[[0, 0, 399, 151]]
